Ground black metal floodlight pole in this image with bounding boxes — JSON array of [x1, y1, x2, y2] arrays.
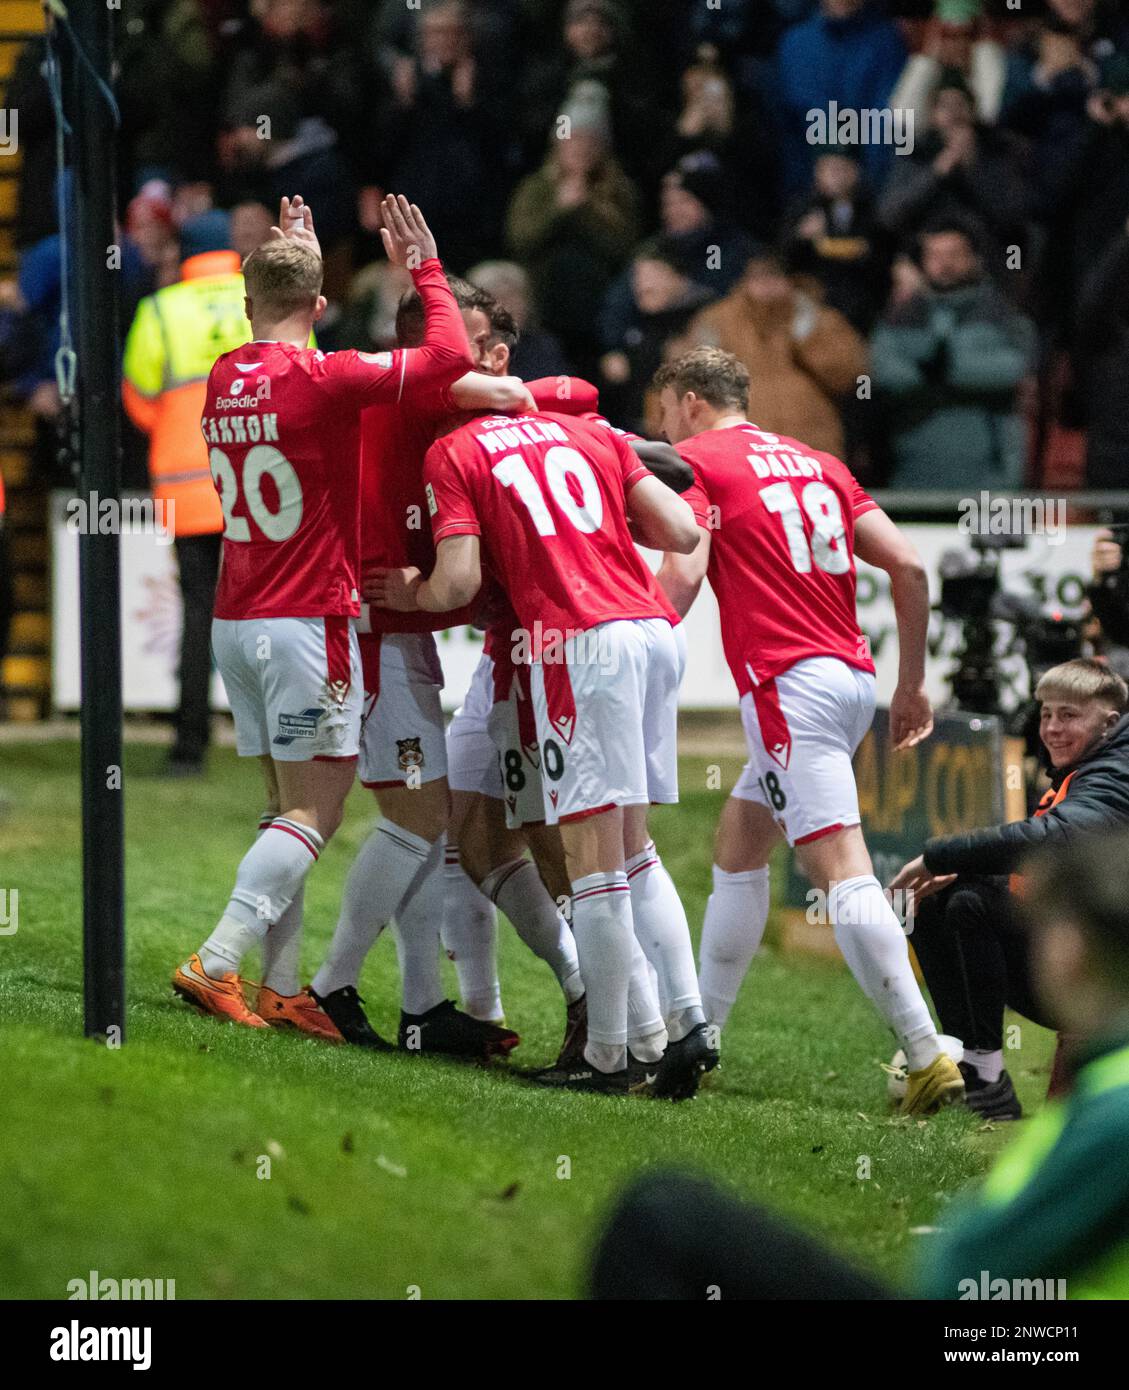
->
[[68, 3, 125, 1040]]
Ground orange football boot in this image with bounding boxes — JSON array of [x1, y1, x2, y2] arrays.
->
[[256, 985, 343, 1042], [172, 953, 268, 1027]]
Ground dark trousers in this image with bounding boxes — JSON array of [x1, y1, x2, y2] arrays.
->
[[172, 531, 221, 762], [591, 1171, 894, 1300], [910, 876, 1056, 1052]]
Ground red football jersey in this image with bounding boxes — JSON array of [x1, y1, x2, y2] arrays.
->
[[677, 422, 878, 694], [359, 384, 476, 635], [424, 411, 671, 659], [206, 259, 470, 621]]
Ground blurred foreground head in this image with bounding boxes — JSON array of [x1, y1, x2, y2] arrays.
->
[[1023, 829, 1129, 1038]]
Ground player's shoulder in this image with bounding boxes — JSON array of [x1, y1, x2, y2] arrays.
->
[[208, 343, 271, 385]]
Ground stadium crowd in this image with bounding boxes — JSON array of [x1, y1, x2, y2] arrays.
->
[[5, 0, 1129, 494]]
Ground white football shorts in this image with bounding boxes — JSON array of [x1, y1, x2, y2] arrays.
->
[[731, 655, 876, 846], [212, 614, 362, 762], [357, 630, 447, 789], [447, 649, 548, 828], [446, 650, 500, 798], [530, 617, 680, 825]]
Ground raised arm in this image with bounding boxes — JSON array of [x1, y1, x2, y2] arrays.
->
[[382, 196, 473, 389]]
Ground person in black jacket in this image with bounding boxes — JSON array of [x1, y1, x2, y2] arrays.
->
[[888, 658, 1129, 1120], [1074, 224, 1129, 487]]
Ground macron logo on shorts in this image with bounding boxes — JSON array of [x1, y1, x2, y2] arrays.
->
[[768, 738, 791, 770], [551, 714, 575, 744]]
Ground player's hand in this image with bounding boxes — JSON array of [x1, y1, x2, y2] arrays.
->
[[887, 855, 956, 906], [365, 565, 423, 611], [491, 376, 537, 413], [1093, 529, 1122, 577], [380, 195, 438, 269], [270, 195, 322, 260], [890, 682, 933, 750]]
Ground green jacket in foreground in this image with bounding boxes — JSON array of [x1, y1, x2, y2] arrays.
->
[[918, 1029, 1129, 1299]]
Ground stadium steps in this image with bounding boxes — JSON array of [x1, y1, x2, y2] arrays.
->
[[0, 0, 48, 720]]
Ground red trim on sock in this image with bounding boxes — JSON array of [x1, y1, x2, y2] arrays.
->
[[270, 822, 321, 860], [573, 882, 630, 903], [313, 754, 358, 763], [484, 859, 528, 904], [626, 855, 659, 881]]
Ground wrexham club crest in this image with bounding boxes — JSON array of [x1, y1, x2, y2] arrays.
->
[[396, 737, 425, 773]]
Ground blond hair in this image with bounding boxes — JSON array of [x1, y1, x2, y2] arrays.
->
[[242, 240, 322, 317], [1035, 658, 1128, 712], [652, 346, 750, 413]]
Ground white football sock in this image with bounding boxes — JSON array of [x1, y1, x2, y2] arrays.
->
[[571, 870, 634, 1073], [627, 933, 667, 1063], [311, 819, 432, 997], [829, 874, 940, 1070], [253, 813, 303, 996], [482, 858, 583, 1004], [200, 817, 323, 977], [966, 1048, 1003, 1083], [699, 864, 770, 1027], [625, 842, 703, 1040], [393, 837, 447, 1016], [261, 885, 304, 996], [441, 843, 502, 1021]]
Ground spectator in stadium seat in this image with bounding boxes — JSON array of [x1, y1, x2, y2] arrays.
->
[[890, 658, 1129, 1121], [592, 825, 1129, 1299], [889, 3, 1008, 128], [506, 83, 641, 375], [364, 0, 512, 272], [782, 144, 891, 334], [517, 0, 659, 184], [869, 217, 1035, 489], [653, 55, 780, 242], [124, 185, 181, 295], [684, 247, 867, 457], [1025, 54, 1129, 348], [1073, 218, 1129, 487], [599, 152, 757, 368], [774, 0, 907, 199], [465, 260, 571, 381], [117, 0, 221, 187], [328, 259, 414, 354], [598, 240, 714, 435], [366, 0, 521, 94], [877, 73, 1031, 272], [217, 83, 357, 257], [229, 200, 275, 262], [999, 0, 1129, 125]]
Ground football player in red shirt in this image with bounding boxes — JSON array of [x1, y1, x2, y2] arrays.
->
[[426, 313, 697, 1076], [653, 347, 962, 1115], [372, 409, 702, 1093], [308, 278, 536, 1058], [173, 195, 473, 1036]]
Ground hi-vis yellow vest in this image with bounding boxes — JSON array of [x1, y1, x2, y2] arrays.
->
[[123, 251, 250, 536]]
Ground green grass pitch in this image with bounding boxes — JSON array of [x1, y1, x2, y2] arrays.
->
[[0, 740, 1054, 1299]]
